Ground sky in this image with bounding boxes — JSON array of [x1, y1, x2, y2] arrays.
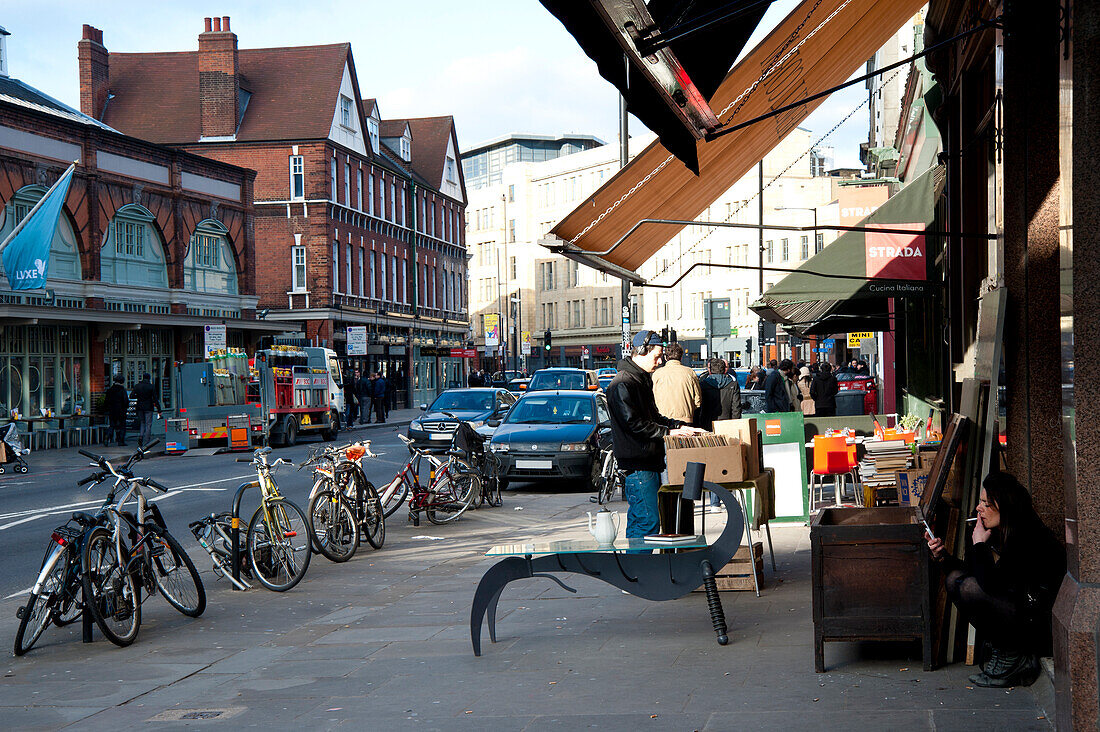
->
[[3, 0, 872, 167]]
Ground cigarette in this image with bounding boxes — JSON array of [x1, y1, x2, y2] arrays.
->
[[966, 517, 979, 523]]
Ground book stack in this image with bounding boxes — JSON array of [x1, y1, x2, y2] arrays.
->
[[859, 439, 914, 490], [663, 433, 731, 450]]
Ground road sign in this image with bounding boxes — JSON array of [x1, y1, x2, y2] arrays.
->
[[346, 326, 367, 355], [521, 330, 532, 355], [204, 324, 226, 358], [581, 346, 590, 360], [822, 338, 835, 347], [848, 331, 873, 347], [730, 326, 739, 337]]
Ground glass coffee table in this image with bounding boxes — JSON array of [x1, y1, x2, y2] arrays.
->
[[470, 483, 746, 656]]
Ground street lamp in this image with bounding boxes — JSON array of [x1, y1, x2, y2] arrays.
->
[[509, 295, 521, 375], [774, 205, 819, 363]]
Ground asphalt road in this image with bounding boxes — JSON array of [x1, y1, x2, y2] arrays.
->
[[0, 427, 419, 603]]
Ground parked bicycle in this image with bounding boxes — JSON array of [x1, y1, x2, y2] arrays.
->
[[77, 442, 205, 647], [232, 447, 312, 591], [590, 446, 624, 505], [188, 513, 252, 591], [449, 421, 502, 509], [303, 441, 384, 563], [378, 435, 478, 526]]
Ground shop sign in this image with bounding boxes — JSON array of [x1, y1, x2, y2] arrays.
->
[[848, 332, 873, 347], [594, 345, 612, 355], [765, 419, 782, 436], [346, 326, 367, 355], [203, 324, 226, 359], [389, 345, 406, 356], [367, 344, 384, 355], [865, 222, 926, 280], [450, 348, 477, 358], [484, 313, 500, 347], [521, 330, 532, 355]]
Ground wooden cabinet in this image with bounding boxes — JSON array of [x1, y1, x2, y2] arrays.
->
[[811, 506, 932, 672]]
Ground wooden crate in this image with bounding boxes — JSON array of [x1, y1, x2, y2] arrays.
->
[[694, 542, 763, 592]]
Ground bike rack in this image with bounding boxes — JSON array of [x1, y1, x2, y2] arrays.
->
[[230, 480, 261, 590]]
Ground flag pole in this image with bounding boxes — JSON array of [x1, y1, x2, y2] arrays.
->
[[0, 162, 77, 256]]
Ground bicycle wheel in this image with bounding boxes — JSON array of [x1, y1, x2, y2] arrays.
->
[[485, 475, 504, 508], [14, 545, 68, 656], [81, 527, 141, 647], [148, 526, 206, 617], [308, 488, 359, 563], [380, 475, 410, 518], [358, 481, 385, 550], [52, 570, 83, 627], [247, 499, 312, 591], [426, 472, 477, 524]]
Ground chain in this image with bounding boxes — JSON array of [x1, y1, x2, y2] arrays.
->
[[568, 0, 852, 246], [649, 66, 905, 285]]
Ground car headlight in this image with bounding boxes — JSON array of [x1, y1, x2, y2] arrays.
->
[[560, 442, 589, 452], [490, 443, 509, 453], [468, 420, 485, 428], [409, 420, 421, 430]]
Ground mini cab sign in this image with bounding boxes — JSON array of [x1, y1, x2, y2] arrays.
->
[[848, 332, 873, 347]]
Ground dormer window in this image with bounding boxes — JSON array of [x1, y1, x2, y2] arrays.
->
[[367, 116, 379, 153], [400, 133, 411, 162], [445, 157, 457, 184], [340, 95, 353, 129]]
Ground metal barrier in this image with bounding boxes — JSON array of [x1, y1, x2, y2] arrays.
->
[[230, 480, 261, 590]]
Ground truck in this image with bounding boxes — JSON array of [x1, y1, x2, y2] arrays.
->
[[156, 346, 344, 453]]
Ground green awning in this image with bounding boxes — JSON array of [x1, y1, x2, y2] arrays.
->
[[752, 165, 945, 336]]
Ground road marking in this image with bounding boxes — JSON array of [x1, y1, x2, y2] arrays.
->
[[5, 586, 32, 600]]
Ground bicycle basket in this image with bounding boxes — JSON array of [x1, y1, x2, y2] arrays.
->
[[451, 422, 486, 458], [345, 444, 366, 461]]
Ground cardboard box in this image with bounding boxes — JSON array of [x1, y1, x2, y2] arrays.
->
[[713, 418, 760, 477], [665, 438, 745, 485], [898, 467, 931, 507]]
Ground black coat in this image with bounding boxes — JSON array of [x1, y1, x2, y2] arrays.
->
[[356, 376, 373, 401], [700, 373, 741, 428], [372, 377, 387, 399], [606, 358, 681, 472], [104, 383, 129, 419], [763, 369, 791, 413], [810, 372, 839, 411], [131, 380, 159, 412]]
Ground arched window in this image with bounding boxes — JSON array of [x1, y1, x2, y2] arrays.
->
[[101, 204, 168, 287], [0, 185, 83, 282], [183, 220, 238, 294]]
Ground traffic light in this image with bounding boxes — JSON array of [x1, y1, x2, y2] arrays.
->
[[543, 329, 552, 352], [745, 337, 753, 354], [670, 328, 678, 343], [661, 326, 669, 344]]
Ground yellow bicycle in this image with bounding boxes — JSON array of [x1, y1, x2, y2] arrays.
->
[[235, 447, 312, 591]]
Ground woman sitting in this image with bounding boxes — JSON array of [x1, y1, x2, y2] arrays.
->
[[926, 472, 1065, 687]]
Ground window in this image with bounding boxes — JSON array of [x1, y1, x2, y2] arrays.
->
[[800, 235, 809, 259], [766, 240, 774, 263], [400, 134, 411, 162], [345, 242, 352, 294], [508, 184, 515, 203], [289, 156, 304, 200], [815, 232, 824, 253], [356, 169, 363, 210], [369, 250, 377, 297], [114, 220, 145, 257], [193, 233, 220, 268], [358, 247, 364, 296], [330, 157, 337, 200], [401, 184, 407, 227], [389, 180, 396, 223], [600, 298, 609, 326], [510, 256, 516, 280], [332, 240, 340, 293], [292, 246, 306, 291], [344, 161, 350, 205], [367, 116, 379, 152], [781, 238, 789, 261], [380, 252, 387, 300], [395, 256, 401, 302], [445, 156, 457, 183], [571, 261, 580, 286], [368, 173, 375, 215], [508, 218, 515, 244], [340, 95, 352, 128]]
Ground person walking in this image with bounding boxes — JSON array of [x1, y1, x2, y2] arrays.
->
[[651, 341, 702, 424], [104, 374, 129, 447], [606, 331, 703, 540], [371, 371, 388, 423], [763, 359, 794, 412], [130, 373, 160, 447], [345, 368, 360, 427], [797, 366, 815, 416], [810, 362, 839, 417], [356, 370, 372, 425], [699, 358, 741, 429]]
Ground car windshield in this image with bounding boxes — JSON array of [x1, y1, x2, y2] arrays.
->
[[430, 391, 493, 412], [529, 372, 586, 390], [506, 396, 594, 424]]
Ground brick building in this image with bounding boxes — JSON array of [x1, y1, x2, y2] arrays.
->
[[82, 17, 470, 407], [0, 24, 272, 420]]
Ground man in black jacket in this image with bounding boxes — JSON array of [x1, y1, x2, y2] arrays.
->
[[131, 373, 160, 447], [607, 330, 703, 539], [104, 375, 129, 447], [371, 372, 388, 423], [810, 362, 839, 417], [763, 359, 794, 412], [356, 371, 372, 425]]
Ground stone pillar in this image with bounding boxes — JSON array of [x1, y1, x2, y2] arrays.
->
[[1053, 1, 1100, 728], [1002, 0, 1065, 535]]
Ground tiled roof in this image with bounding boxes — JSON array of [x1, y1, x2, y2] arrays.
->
[[379, 119, 408, 139], [405, 116, 456, 190], [103, 43, 350, 144], [0, 75, 116, 132], [360, 98, 378, 118]]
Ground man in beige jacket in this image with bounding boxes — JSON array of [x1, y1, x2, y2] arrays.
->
[[652, 342, 702, 425]]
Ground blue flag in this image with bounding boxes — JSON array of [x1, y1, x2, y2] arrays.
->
[[1, 165, 74, 290]]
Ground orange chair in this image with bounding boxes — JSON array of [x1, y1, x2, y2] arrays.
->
[[811, 435, 860, 510]]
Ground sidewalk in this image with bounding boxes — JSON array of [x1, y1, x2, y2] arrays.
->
[[344, 407, 419, 432], [0, 492, 1050, 730]]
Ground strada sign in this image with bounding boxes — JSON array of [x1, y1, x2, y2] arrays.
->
[[865, 222, 926, 280]]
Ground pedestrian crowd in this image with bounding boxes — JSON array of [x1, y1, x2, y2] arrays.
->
[[343, 368, 396, 426]]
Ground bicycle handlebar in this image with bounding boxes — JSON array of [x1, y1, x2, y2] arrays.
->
[[143, 478, 169, 493], [77, 472, 105, 487]]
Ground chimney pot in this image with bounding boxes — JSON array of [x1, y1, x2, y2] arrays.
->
[[222, 16, 230, 31], [204, 17, 212, 32], [212, 17, 221, 32], [82, 24, 94, 41]]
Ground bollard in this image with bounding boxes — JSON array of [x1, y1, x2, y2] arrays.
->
[[230, 481, 260, 589]]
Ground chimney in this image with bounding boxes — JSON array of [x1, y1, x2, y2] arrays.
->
[[77, 25, 109, 119], [198, 16, 239, 139]]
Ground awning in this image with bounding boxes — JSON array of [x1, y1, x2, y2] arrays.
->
[[539, 1, 770, 174], [547, 0, 929, 275], [751, 165, 945, 336]]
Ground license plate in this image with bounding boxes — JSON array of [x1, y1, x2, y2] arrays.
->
[[429, 433, 452, 440], [516, 459, 553, 469]]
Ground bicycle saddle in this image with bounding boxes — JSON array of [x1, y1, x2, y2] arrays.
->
[[72, 511, 97, 525]]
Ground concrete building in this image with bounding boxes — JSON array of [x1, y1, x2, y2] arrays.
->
[[862, 10, 926, 174], [462, 134, 603, 191], [81, 16, 470, 407]]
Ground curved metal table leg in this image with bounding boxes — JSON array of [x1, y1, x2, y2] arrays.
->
[[470, 557, 532, 657]]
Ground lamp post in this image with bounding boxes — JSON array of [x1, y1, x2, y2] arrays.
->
[[510, 295, 521, 375], [774, 205, 819, 364]]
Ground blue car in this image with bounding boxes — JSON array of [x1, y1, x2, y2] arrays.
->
[[489, 390, 612, 490]]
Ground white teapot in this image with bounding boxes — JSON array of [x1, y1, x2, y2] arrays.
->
[[586, 508, 620, 546]]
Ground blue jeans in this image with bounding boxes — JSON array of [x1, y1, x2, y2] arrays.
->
[[624, 469, 661, 539]]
